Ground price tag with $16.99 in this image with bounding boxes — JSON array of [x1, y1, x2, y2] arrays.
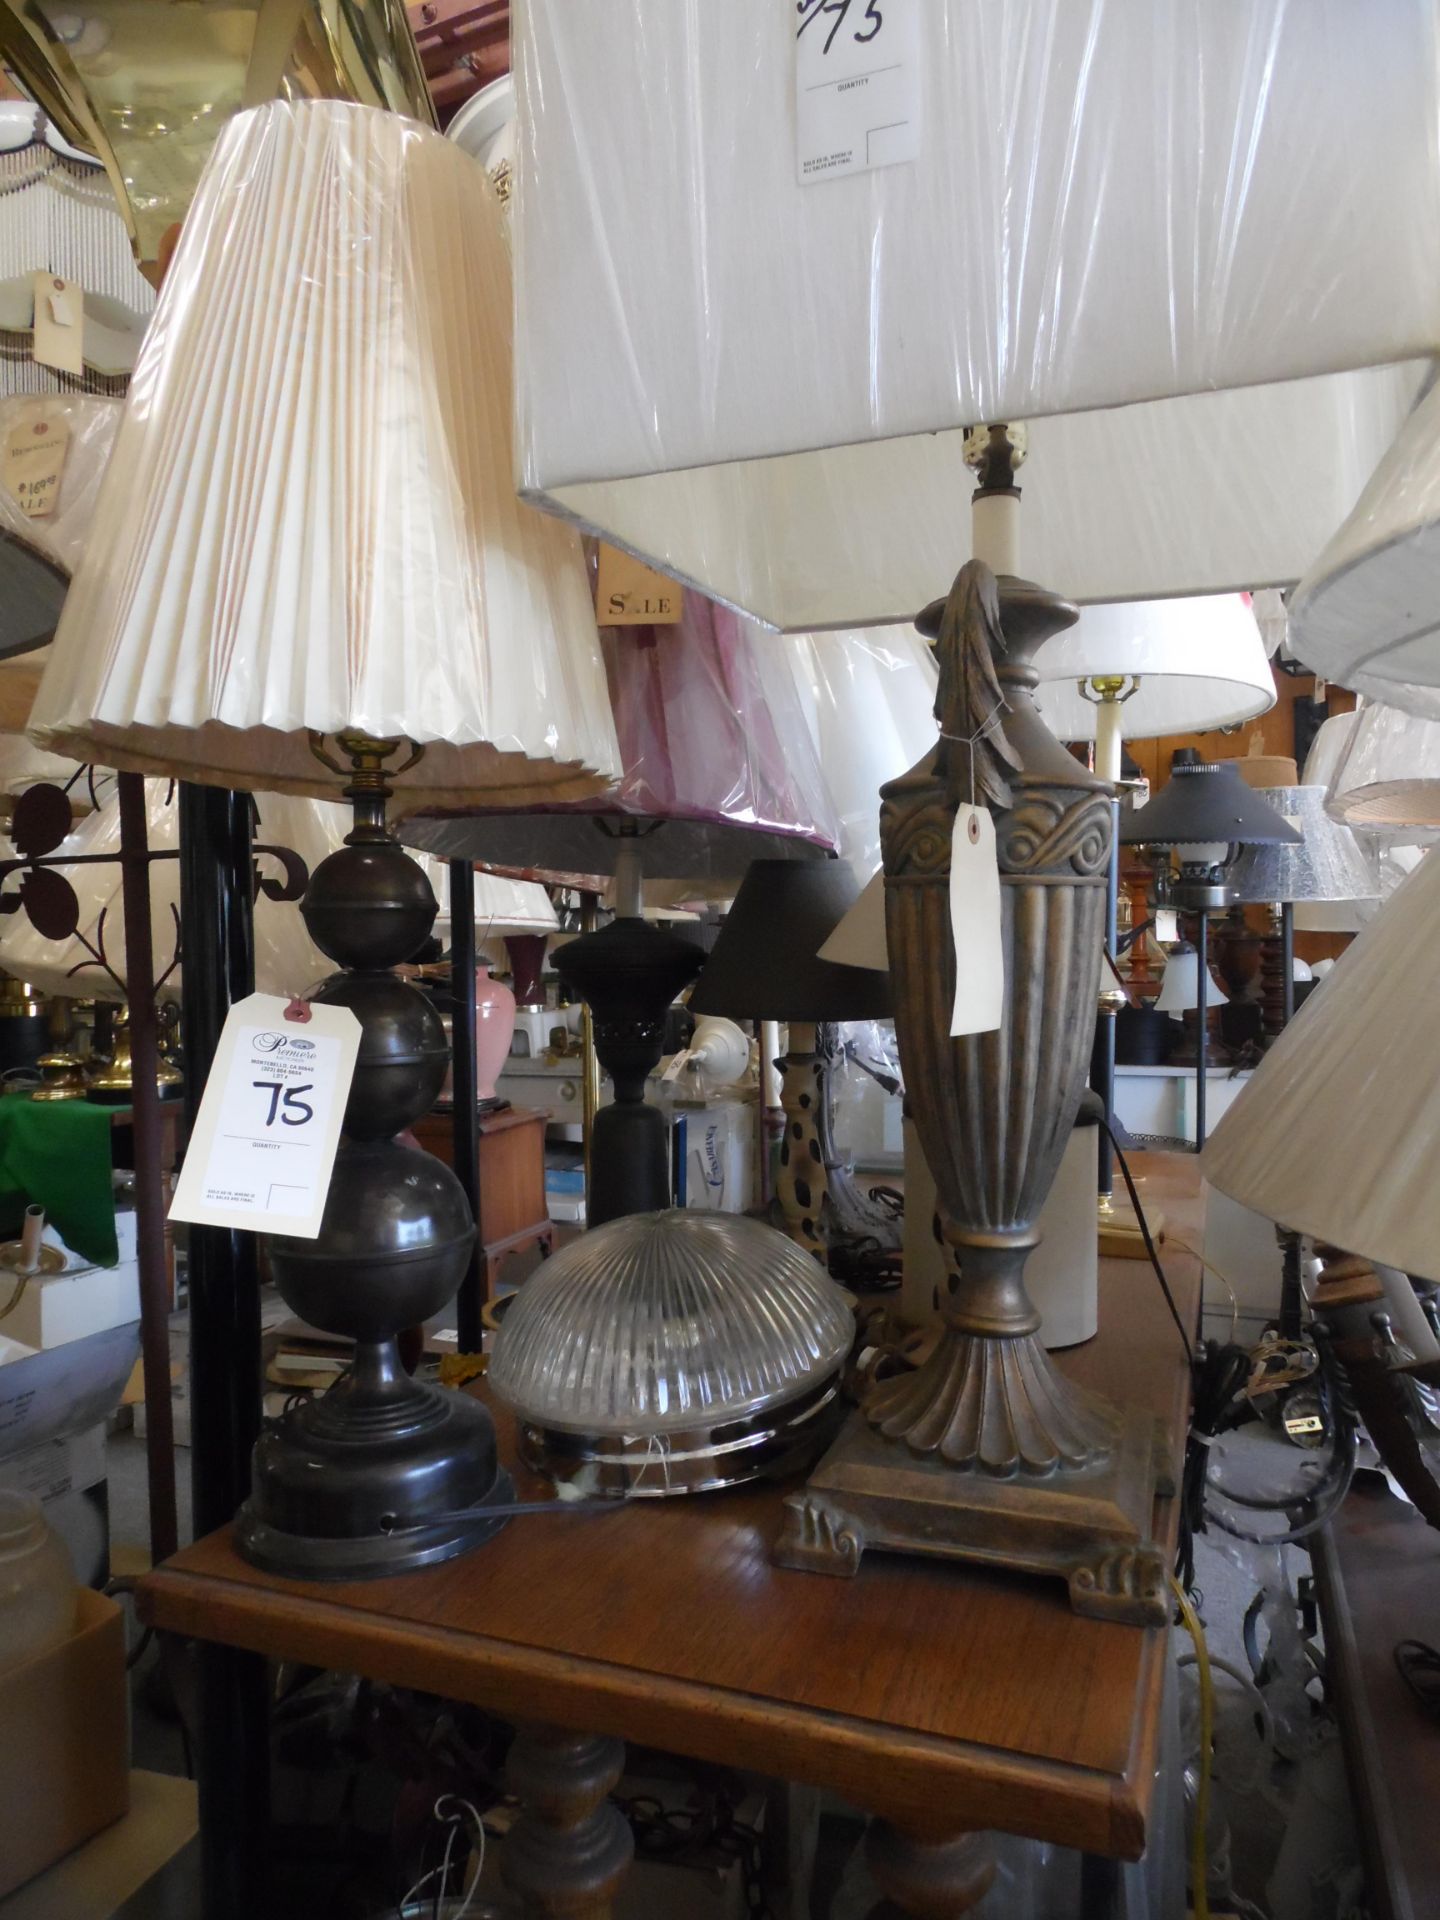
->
[[169, 993, 360, 1238]]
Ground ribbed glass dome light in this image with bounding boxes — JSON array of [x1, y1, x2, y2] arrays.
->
[[489, 1210, 855, 1495]]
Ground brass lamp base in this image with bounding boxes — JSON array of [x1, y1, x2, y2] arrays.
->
[[774, 1406, 1171, 1625], [1097, 1191, 1165, 1261]]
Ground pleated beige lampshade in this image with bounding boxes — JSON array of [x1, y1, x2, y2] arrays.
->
[[27, 100, 621, 809], [1202, 848, 1440, 1280]]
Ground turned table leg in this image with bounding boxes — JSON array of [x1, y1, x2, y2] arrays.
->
[[865, 1819, 995, 1918], [502, 1724, 634, 1920]]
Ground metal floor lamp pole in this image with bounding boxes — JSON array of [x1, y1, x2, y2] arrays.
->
[[449, 858, 483, 1355], [179, 784, 269, 1920]]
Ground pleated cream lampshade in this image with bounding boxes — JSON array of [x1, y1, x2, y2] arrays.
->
[[1202, 848, 1440, 1280], [26, 100, 621, 808]]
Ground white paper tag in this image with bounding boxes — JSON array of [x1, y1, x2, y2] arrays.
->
[[169, 993, 360, 1239], [949, 807, 1003, 1037], [661, 1048, 693, 1084], [1154, 907, 1179, 944], [795, 0, 921, 185], [30, 271, 84, 377]]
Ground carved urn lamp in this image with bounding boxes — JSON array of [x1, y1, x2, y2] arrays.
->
[[775, 440, 1169, 1624], [26, 99, 621, 1576]]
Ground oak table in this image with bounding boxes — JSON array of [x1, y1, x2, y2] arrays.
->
[[140, 1153, 1201, 1918]]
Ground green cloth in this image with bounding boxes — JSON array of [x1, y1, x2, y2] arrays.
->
[[0, 1094, 119, 1266]]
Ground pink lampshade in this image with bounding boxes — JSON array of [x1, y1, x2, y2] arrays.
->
[[401, 591, 839, 884]]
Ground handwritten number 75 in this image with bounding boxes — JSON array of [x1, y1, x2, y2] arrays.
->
[[253, 1081, 315, 1127], [798, 0, 883, 55]]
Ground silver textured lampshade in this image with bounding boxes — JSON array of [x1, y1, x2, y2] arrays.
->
[[489, 1210, 855, 1495], [1227, 786, 1380, 905], [1202, 848, 1440, 1280]]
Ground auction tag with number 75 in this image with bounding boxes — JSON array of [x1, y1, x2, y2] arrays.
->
[[169, 993, 360, 1239]]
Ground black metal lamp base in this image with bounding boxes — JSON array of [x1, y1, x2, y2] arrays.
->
[[236, 1471, 514, 1581], [238, 1380, 512, 1580]]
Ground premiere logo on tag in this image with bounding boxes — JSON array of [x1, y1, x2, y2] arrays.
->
[[169, 993, 361, 1239]]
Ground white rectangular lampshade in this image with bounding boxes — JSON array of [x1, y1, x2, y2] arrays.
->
[[1202, 848, 1440, 1280], [514, 1, 1435, 628], [28, 100, 621, 807]]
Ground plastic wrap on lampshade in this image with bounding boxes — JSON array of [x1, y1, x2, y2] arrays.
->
[[424, 860, 558, 945], [488, 1210, 855, 1493], [402, 591, 838, 880], [1290, 376, 1440, 713], [1324, 700, 1440, 834], [1225, 787, 1379, 906], [514, 2, 1436, 627], [1202, 849, 1440, 1280], [0, 107, 154, 397], [25, 101, 621, 807], [0, 393, 122, 664], [1031, 596, 1274, 743], [784, 626, 937, 883], [0, 782, 342, 1001]]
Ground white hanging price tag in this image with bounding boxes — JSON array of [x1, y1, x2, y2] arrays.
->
[[660, 1047, 694, 1084], [1154, 908, 1179, 945], [30, 271, 84, 377], [795, 0, 921, 185], [949, 806, 1003, 1037], [169, 993, 361, 1238]]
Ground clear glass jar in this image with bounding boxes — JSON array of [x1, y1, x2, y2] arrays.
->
[[0, 1490, 76, 1676]]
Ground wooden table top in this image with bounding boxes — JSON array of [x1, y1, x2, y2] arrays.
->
[[140, 1154, 1201, 1859]]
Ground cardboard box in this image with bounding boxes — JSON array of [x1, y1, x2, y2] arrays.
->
[[1, 1260, 140, 1353], [0, 1323, 139, 1462], [0, 1588, 129, 1900]]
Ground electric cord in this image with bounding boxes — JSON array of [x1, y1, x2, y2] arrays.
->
[[1170, 1573, 1214, 1920], [1205, 1332, 1357, 1546]]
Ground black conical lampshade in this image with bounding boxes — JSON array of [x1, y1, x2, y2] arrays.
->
[[691, 860, 893, 1022], [1120, 749, 1303, 849]]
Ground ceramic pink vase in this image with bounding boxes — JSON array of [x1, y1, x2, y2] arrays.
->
[[476, 963, 517, 1101]]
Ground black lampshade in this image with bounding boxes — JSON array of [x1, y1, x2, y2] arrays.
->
[[0, 536, 67, 661], [1120, 750, 1302, 849], [690, 860, 893, 1022]]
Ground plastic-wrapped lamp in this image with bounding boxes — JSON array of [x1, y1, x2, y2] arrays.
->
[[511, 2, 1440, 1639], [403, 592, 838, 1226], [1324, 701, 1440, 834], [25, 99, 622, 1582]]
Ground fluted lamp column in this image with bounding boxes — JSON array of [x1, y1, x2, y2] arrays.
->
[[776, 438, 1171, 1623], [25, 99, 621, 1578]]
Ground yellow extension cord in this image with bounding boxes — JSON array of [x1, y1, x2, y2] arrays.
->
[[1170, 1574, 1214, 1920]]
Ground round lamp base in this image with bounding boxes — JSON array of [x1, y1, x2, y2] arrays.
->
[[238, 1384, 512, 1581]]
